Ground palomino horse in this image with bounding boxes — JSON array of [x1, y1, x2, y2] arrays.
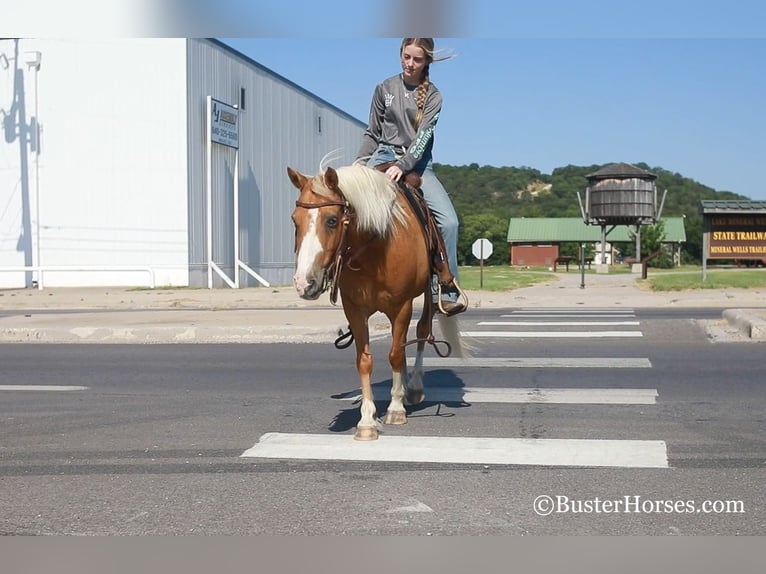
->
[[288, 164, 468, 440]]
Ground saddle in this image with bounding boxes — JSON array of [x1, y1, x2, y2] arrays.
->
[[373, 163, 467, 316]]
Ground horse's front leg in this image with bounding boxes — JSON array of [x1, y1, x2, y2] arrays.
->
[[346, 310, 378, 441], [383, 299, 414, 425]]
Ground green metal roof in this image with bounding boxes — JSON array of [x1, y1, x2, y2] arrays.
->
[[507, 217, 686, 243], [699, 200, 766, 213]]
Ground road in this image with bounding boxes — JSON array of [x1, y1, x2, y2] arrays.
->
[[0, 307, 763, 535]]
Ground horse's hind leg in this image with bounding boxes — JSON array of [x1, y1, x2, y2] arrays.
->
[[405, 300, 433, 406], [383, 300, 413, 426]]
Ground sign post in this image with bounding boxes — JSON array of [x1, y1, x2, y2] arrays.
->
[[471, 238, 493, 289], [206, 96, 269, 289]]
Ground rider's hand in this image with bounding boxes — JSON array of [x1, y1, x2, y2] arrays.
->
[[385, 165, 403, 182]]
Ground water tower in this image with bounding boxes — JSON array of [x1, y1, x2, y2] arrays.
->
[[578, 163, 666, 265]]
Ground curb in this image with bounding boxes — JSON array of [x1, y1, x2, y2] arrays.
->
[[0, 325, 342, 344], [722, 309, 766, 340], [0, 314, 393, 344]]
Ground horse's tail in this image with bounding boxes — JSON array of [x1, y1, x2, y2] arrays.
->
[[436, 315, 474, 358]]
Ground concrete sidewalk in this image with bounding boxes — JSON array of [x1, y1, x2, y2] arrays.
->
[[1, 271, 765, 343]]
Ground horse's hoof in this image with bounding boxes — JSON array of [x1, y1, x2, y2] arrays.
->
[[354, 426, 379, 441], [383, 410, 407, 425], [405, 390, 425, 405]]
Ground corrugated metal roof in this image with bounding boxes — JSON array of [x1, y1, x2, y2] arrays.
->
[[586, 162, 657, 180], [699, 200, 766, 213], [507, 217, 686, 243]]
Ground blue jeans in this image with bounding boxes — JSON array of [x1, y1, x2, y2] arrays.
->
[[366, 145, 460, 282]]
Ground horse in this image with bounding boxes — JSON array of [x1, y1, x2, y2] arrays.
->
[[287, 163, 468, 440]]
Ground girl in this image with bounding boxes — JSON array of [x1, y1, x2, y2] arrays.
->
[[357, 38, 465, 315]]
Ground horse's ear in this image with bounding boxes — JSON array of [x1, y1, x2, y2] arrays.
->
[[324, 167, 339, 192], [287, 166, 307, 190]]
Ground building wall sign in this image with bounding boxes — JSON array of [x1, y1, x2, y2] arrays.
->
[[707, 215, 766, 259], [210, 98, 239, 149]]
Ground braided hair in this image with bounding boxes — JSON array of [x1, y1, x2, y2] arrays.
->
[[400, 38, 434, 130]]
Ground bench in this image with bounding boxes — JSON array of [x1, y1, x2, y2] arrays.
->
[[554, 256, 593, 272], [553, 255, 575, 272]]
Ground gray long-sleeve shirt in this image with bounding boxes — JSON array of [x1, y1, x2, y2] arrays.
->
[[356, 73, 442, 174]]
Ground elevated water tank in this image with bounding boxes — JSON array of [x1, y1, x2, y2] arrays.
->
[[585, 163, 658, 225]]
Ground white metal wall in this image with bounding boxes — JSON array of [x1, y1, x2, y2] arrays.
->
[[0, 38, 190, 288], [1, 38, 365, 289], [186, 39, 365, 287]]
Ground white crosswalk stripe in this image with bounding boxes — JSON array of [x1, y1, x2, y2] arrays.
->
[[242, 433, 668, 468], [463, 330, 642, 338], [406, 357, 651, 368], [480, 321, 640, 326], [465, 307, 643, 339], [335, 387, 658, 404]]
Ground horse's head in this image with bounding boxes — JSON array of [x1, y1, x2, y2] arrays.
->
[[288, 166, 348, 300]]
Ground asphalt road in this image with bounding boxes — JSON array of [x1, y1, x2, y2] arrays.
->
[[0, 307, 764, 535]]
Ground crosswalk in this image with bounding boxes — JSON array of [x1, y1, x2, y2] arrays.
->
[[463, 307, 643, 339], [243, 307, 668, 468]]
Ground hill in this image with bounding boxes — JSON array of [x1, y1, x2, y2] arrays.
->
[[433, 162, 750, 266]]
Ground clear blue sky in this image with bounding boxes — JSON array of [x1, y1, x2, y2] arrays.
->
[[9, 0, 766, 199], [223, 37, 766, 200]]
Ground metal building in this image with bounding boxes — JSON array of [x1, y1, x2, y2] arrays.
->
[[0, 38, 365, 289]]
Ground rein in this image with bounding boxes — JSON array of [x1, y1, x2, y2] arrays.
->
[[294, 198, 352, 306]]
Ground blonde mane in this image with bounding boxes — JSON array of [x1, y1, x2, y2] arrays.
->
[[312, 165, 407, 237]]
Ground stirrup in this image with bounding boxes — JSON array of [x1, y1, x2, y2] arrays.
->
[[436, 279, 469, 317]]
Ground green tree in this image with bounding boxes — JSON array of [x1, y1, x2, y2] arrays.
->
[[459, 213, 508, 266], [635, 220, 674, 268]]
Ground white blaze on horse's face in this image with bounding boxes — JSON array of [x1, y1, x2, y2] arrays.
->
[[293, 208, 325, 298]]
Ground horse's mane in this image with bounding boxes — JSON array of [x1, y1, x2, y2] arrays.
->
[[312, 164, 407, 237]]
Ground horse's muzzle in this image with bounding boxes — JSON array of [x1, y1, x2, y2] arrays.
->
[[294, 272, 327, 300]]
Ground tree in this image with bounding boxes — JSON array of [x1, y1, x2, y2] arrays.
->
[[459, 213, 508, 266], [638, 220, 674, 268]]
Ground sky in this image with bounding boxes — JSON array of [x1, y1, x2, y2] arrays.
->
[[222, 37, 766, 199], [6, 0, 766, 199]]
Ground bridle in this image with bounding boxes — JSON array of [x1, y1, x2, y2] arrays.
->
[[294, 197, 353, 306]]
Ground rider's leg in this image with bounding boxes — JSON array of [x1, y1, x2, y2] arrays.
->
[[418, 162, 465, 315], [419, 163, 459, 281]]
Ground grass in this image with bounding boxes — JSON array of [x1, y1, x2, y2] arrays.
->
[[643, 268, 766, 291], [458, 265, 555, 291], [457, 264, 766, 292]]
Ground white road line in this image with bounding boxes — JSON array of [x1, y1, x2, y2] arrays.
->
[[386, 500, 433, 513], [0, 385, 88, 392], [406, 357, 652, 368], [462, 331, 643, 338], [501, 314, 636, 318], [479, 321, 640, 326], [336, 387, 658, 404], [242, 433, 669, 468], [512, 308, 635, 312]]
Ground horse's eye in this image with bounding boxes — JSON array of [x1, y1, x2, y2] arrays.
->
[[326, 215, 338, 229]]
